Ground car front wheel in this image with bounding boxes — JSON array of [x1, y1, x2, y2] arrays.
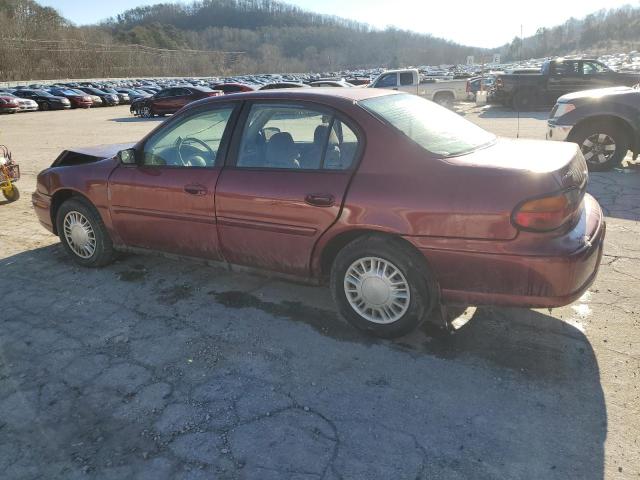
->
[[571, 121, 629, 171], [330, 235, 436, 338], [56, 197, 116, 267]]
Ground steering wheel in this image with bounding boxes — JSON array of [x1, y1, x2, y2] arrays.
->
[[176, 137, 214, 166]]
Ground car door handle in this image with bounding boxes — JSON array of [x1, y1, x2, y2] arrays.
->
[[305, 193, 335, 207], [184, 184, 207, 195]]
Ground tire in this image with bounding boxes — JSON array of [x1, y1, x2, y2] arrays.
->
[[569, 120, 630, 172], [512, 90, 536, 110], [330, 234, 437, 338], [55, 197, 116, 268], [40, 102, 50, 111], [433, 92, 454, 109], [2, 184, 19, 202], [140, 106, 154, 118]]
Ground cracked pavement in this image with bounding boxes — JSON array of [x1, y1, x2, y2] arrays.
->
[[0, 105, 639, 479]]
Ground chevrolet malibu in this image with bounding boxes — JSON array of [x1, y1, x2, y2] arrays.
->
[[32, 89, 605, 338]]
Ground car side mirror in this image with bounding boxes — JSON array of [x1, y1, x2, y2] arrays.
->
[[118, 148, 137, 165]]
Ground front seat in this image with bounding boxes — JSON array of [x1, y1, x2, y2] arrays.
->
[[265, 132, 299, 168]]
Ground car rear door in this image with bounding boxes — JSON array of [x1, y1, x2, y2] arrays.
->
[[547, 61, 585, 99], [215, 101, 362, 276], [108, 103, 239, 259]]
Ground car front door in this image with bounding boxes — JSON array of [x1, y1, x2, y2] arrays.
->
[[151, 89, 175, 114], [215, 102, 362, 276], [108, 103, 238, 259], [581, 61, 615, 89]]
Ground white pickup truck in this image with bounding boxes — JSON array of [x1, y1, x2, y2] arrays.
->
[[368, 69, 467, 108]]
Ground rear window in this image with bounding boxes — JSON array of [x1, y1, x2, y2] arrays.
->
[[359, 93, 496, 156]]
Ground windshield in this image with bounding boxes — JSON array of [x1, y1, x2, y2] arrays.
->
[[359, 93, 496, 156], [34, 90, 54, 97]]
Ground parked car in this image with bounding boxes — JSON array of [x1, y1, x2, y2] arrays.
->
[[12, 89, 70, 110], [47, 88, 93, 109], [76, 87, 119, 106], [130, 86, 222, 117], [116, 88, 151, 102], [258, 82, 310, 90], [310, 80, 354, 88], [211, 83, 256, 94], [368, 69, 467, 108], [1, 92, 38, 112], [466, 76, 495, 100], [493, 58, 640, 110], [32, 89, 604, 338], [101, 87, 130, 104], [0, 95, 21, 114], [547, 86, 640, 171]]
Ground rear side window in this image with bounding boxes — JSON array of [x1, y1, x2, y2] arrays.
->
[[360, 93, 495, 156], [236, 104, 359, 170], [399, 72, 414, 86]]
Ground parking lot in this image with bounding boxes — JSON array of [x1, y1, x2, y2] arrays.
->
[[0, 104, 638, 479]]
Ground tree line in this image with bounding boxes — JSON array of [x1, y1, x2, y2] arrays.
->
[[0, 0, 639, 82], [500, 5, 640, 60]]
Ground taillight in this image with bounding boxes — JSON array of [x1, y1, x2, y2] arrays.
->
[[466, 81, 470, 93], [512, 189, 582, 231]]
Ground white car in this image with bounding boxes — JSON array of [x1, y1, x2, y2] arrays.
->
[[368, 69, 467, 108], [16, 97, 39, 112]]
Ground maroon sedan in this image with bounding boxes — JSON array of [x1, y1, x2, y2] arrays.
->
[[32, 89, 605, 337], [130, 86, 222, 118]]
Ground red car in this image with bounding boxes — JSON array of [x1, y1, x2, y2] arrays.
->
[[48, 88, 93, 109], [0, 95, 20, 114], [32, 89, 605, 338], [211, 83, 257, 94], [130, 86, 222, 117]]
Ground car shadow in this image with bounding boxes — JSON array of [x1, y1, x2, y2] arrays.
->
[[109, 116, 166, 123], [0, 244, 606, 478], [478, 105, 551, 120]]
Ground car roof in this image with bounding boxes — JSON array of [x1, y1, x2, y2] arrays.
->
[[191, 87, 396, 108]]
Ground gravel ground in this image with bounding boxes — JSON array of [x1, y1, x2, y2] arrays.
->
[[0, 104, 638, 479]]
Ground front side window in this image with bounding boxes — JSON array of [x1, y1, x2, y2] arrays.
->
[[143, 107, 234, 167], [236, 104, 359, 170], [360, 93, 495, 157], [582, 61, 608, 74]]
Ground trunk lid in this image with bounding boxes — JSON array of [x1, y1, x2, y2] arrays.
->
[[441, 139, 588, 238]]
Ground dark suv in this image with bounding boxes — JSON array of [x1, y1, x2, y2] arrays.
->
[[130, 86, 222, 117], [547, 86, 640, 171]]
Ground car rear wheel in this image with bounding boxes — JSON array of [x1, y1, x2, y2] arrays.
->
[[56, 197, 116, 268], [330, 235, 437, 338], [40, 102, 50, 111], [570, 121, 629, 172], [433, 92, 454, 109], [140, 106, 154, 118]]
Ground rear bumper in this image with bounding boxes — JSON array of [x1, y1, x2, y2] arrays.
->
[[407, 194, 605, 308], [31, 191, 54, 233]]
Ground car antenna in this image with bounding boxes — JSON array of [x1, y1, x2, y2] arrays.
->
[[517, 24, 523, 139]]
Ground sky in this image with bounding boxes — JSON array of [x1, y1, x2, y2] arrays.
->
[[38, 0, 638, 48]]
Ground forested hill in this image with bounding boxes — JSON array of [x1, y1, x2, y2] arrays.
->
[[500, 5, 640, 60], [1, 0, 640, 81], [101, 0, 485, 72]]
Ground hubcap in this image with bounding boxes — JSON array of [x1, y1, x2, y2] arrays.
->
[[63, 211, 96, 259], [582, 133, 616, 165], [344, 257, 410, 324]]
